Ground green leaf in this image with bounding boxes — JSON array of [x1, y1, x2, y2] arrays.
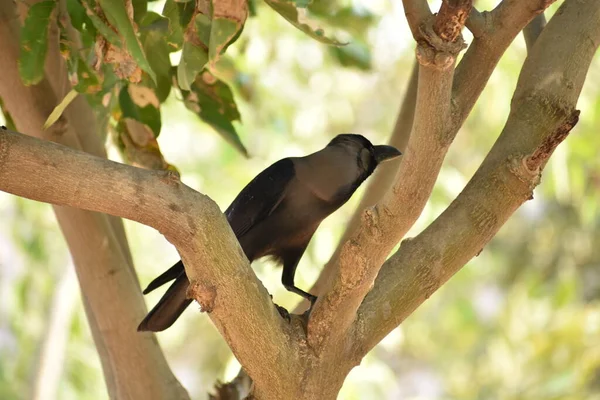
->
[[97, 0, 157, 82], [162, 0, 196, 51], [69, 1, 97, 49], [177, 39, 209, 92], [73, 57, 103, 93], [44, 89, 79, 130], [18, 1, 56, 85], [179, 70, 247, 156], [308, 5, 376, 36], [208, 17, 242, 63], [141, 13, 173, 102], [119, 85, 162, 137], [56, 18, 103, 94], [132, 0, 147, 23], [81, 0, 122, 46], [170, 1, 246, 89], [195, 13, 213, 45], [66, 0, 86, 30], [264, 0, 344, 45], [330, 40, 371, 71]]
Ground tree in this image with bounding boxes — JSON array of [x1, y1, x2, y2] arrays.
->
[[0, 0, 598, 398]]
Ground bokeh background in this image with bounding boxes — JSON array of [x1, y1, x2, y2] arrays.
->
[[1, 0, 599, 399]]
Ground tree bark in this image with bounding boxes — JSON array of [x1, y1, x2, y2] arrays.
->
[[0, 2, 188, 398], [355, 0, 598, 355]]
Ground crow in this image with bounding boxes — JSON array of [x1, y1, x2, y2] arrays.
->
[[138, 134, 401, 332]]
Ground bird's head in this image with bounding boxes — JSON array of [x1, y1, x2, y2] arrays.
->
[[327, 134, 402, 175]]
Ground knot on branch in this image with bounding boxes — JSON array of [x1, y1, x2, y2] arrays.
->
[[508, 155, 541, 191], [361, 206, 384, 239], [159, 169, 181, 185], [506, 108, 579, 194], [338, 240, 369, 289], [188, 280, 217, 312], [416, 17, 467, 70], [526, 109, 580, 171]]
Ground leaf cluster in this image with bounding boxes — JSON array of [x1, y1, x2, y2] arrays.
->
[[17, 0, 375, 166]]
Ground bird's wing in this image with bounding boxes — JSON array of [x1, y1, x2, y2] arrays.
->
[[225, 158, 295, 238]]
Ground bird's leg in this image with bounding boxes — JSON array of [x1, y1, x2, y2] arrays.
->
[[281, 254, 319, 314]]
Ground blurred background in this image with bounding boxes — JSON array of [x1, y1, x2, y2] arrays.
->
[[1, 0, 599, 399]]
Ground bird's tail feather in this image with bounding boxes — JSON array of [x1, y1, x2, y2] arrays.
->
[[143, 260, 184, 294], [138, 273, 192, 332]]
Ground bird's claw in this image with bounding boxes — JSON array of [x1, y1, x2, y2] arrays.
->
[[302, 295, 318, 317], [275, 303, 291, 322]]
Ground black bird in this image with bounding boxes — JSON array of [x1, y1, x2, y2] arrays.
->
[[138, 134, 401, 332]]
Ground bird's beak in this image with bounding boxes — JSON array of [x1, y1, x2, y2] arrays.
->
[[373, 145, 402, 163]]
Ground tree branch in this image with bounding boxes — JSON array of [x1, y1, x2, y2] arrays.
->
[[347, 60, 419, 227], [314, 0, 557, 327], [402, 0, 432, 41], [0, 2, 187, 397], [465, 7, 487, 38], [434, 0, 473, 43], [524, 13, 547, 51], [0, 127, 300, 395], [452, 0, 557, 125], [306, 2, 470, 351], [299, 60, 420, 314], [354, 0, 599, 355]]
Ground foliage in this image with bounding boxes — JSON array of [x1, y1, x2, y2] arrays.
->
[[17, 0, 369, 164], [1, 0, 599, 399]]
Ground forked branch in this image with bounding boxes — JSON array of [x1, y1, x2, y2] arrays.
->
[[354, 0, 599, 355], [307, 0, 471, 352]]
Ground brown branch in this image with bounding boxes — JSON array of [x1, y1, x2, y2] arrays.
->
[[465, 7, 487, 38], [433, 0, 473, 43], [0, 2, 187, 398], [452, 0, 557, 125], [50, 0, 135, 269], [306, 0, 569, 363], [354, 0, 599, 355], [348, 60, 418, 220], [0, 127, 298, 395], [402, 0, 432, 40], [297, 60, 420, 314], [523, 13, 547, 51], [306, 1, 470, 350]]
